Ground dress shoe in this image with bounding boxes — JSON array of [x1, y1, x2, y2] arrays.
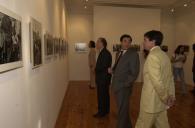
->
[[89, 86, 95, 89], [191, 89, 195, 95], [93, 112, 107, 118]]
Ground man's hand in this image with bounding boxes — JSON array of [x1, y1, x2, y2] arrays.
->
[[108, 67, 113, 74], [166, 95, 176, 108]]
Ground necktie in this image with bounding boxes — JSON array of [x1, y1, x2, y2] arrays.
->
[[113, 51, 123, 71]]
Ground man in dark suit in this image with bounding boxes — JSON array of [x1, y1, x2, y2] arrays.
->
[[191, 44, 195, 95], [94, 37, 112, 118], [108, 34, 140, 128]]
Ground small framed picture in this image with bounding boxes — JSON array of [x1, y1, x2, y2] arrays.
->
[[75, 43, 88, 53], [113, 44, 121, 52], [30, 17, 43, 68]]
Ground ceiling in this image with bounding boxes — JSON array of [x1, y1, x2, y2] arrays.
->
[[65, 0, 194, 14]]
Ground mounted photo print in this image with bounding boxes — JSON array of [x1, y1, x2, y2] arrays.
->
[[54, 37, 60, 56], [0, 5, 23, 73], [161, 45, 168, 52], [75, 43, 88, 53], [183, 45, 190, 53], [130, 44, 141, 51], [44, 33, 53, 57], [30, 18, 43, 68], [113, 44, 121, 52]]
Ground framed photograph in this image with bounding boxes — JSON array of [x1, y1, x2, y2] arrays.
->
[[54, 37, 60, 56], [130, 44, 141, 51], [0, 5, 23, 73], [183, 45, 190, 52], [161, 45, 168, 52], [30, 17, 43, 68], [60, 38, 65, 57], [65, 40, 68, 55], [44, 33, 53, 57], [113, 44, 121, 52], [75, 43, 88, 53]]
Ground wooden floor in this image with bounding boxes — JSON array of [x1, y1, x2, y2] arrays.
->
[[55, 82, 195, 128]]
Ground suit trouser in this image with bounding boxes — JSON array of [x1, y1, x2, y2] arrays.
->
[[115, 87, 132, 128], [135, 110, 170, 128], [97, 83, 110, 114]]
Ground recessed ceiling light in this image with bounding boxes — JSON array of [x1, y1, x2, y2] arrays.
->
[[184, 3, 188, 7], [171, 8, 175, 12], [84, 5, 87, 9], [86, 0, 89, 2]]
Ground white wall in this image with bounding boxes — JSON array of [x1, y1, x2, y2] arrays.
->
[[0, 0, 68, 128], [67, 6, 177, 82], [174, 5, 195, 85], [93, 6, 161, 82], [68, 13, 93, 81], [160, 8, 175, 57]]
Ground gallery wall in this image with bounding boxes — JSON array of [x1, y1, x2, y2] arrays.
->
[[0, 0, 68, 128], [68, 13, 93, 81], [174, 4, 195, 85], [68, 6, 163, 82], [67, 5, 181, 84], [94, 6, 161, 82]]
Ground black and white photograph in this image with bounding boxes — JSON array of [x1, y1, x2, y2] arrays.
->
[[44, 33, 53, 57], [183, 45, 190, 53], [59, 38, 65, 57], [54, 37, 60, 56], [161, 45, 168, 52], [30, 18, 42, 68], [75, 43, 88, 53], [113, 44, 121, 52], [0, 6, 22, 73], [130, 44, 141, 51], [65, 40, 68, 55]]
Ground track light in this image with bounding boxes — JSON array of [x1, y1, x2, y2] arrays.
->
[[171, 8, 175, 12], [184, 3, 188, 7]]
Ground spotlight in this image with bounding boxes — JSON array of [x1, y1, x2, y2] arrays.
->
[[171, 8, 175, 12], [184, 3, 188, 7], [84, 5, 87, 9]]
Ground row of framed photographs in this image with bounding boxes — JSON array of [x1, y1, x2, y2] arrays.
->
[[0, 5, 68, 73]]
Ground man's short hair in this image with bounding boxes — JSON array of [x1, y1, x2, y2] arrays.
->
[[99, 37, 107, 48], [144, 30, 164, 46], [193, 44, 195, 51], [120, 34, 132, 42]]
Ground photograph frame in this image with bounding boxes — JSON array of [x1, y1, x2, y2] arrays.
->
[[44, 33, 54, 58], [0, 5, 23, 73], [75, 43, 88, 53], [30, 17, 43, 68]]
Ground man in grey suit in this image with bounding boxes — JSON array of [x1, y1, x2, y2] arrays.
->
[[108, 34, 140, 128]]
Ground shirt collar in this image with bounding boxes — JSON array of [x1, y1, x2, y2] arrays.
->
[[150, 46, 160, 52]]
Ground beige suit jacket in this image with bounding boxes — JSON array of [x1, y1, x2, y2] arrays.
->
[[140, 46, 175, 113]]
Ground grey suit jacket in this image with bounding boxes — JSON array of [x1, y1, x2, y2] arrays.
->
[[112, 48, 140, 93]]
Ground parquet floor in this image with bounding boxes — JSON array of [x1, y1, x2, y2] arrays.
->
[[55, 82, 195, 128]]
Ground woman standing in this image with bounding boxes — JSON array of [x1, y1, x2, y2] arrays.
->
[[172, 45, 187, 94], [88, 41, 96, 89]]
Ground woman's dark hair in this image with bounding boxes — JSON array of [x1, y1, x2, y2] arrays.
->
[[193, 44, 195, 51], [144, 30, 163, 46], [120, 34, 132, 42], [89, 40, 95, 48], [175, 45, 185, 54], [99, 37, 107, 48]]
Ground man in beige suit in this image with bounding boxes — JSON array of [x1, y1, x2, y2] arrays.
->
[[88, 41, 96, 89], [135, 30, 175, 128]]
